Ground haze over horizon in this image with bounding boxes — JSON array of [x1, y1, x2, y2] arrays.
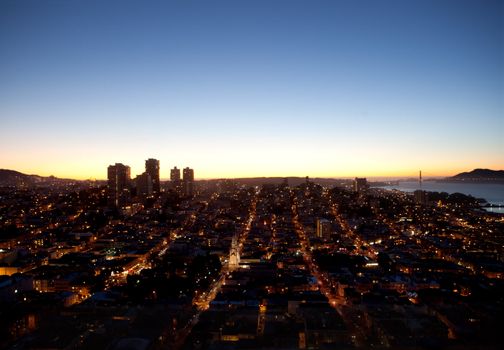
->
[[1, 0, 503, 180], [2, 166, 502, 182]]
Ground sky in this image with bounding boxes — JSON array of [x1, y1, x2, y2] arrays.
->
[[1, 0, 503, 180]]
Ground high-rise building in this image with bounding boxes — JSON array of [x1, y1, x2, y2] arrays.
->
[[183, 167, 194, 197], [170, 166, 181, 182], [107, 163, 131, 207], [170, 166, 182, 194], [316, 218, 332, 240], [353, 177, 368, 193], [145, 158, 160, 193], [414, 190, 428, 205], [135, 172, 152, 197]]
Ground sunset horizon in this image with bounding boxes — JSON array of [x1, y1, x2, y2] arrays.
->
[[1, 1, 503, 349], [2, 162, 502, 181]]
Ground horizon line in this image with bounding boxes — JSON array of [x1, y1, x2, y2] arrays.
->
[[1, 168, 454, 182], [3, 167, 503, 182]]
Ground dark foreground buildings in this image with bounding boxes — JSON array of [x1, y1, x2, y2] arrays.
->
[[0, 175, 503, 349]]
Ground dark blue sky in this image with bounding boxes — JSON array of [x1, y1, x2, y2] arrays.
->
[[1, 0, 502, 178]]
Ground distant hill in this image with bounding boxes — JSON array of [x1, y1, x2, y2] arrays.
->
[[0, 169, 41, 186], [446, 169, 504, 183], [0, 169, 68, 186], [200, 177, 352, 187]]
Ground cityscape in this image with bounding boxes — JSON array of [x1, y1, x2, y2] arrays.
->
[[1, 0, 503, 349], [0, 159, 503, 349]]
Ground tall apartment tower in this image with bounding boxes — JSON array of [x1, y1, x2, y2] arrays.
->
[[353, 177, 368, 193], [170, 166, 182, 194], [170, 166, 181, 182], [145, 158, 160, 193], [183, 167, 194, 197], [414, 190, 428, 205], [135, 172, 152, 197], [107, 163, 131, 207]]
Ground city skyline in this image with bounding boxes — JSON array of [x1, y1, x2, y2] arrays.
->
[[1, 0, 503, 179], [1, 2, 503, 345], [1, 156, 502, 181]]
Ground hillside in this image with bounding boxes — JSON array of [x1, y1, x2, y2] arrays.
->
[[447, 169, 504, 182], [0, 169, 64, 186], [199, 177, 352, 187]]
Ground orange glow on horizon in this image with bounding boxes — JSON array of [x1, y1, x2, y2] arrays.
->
[[2, 144, 502, 181], [4, 164, 501, 181]]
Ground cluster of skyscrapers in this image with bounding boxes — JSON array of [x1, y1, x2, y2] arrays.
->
[[169, 166, 194, 199], [107, 158, 194, 207]]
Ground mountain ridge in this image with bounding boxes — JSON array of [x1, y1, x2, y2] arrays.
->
[[0, 169, 71, 186], [444, 169, 504, 183]]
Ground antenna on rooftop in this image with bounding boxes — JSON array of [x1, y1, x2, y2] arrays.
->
[[419, 170, 422, 190]]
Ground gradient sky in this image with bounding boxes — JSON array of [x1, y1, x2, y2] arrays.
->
[[1, 0, 503, 180]]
